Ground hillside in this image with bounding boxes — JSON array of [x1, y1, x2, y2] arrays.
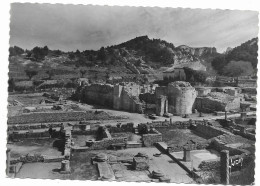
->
[[211, 38, 258, 76], [9, 36, 225, 82]]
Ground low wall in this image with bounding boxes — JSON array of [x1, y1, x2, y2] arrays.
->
[[194, 124, 226, 139], [140, 120, 191, 129], [142, 128, 162, 147], [9, 130, 53, 140], [209, 138, 244, 156], [232, 129, 255, 141], [109, 123, 134, 133], [167, 142, 209, 153], [8, 123, 62, 131], [88, 137, 127, 150]]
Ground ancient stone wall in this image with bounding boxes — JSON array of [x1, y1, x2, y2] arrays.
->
[[8, 123, 62, 131], [113, 85, 143, 113], [194, 93, 241, 113], [210, 138, 245, 156], [167, 142, 208, 153], [89, 137, 127, 150], [78, 83, 144, 113], [9, 131, 52, 140], [167, 81, 197, 115], [140, 120, 191, 129], [142, 128, 162, 147]]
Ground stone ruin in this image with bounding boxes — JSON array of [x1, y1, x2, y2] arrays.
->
[[133, 152, 149, 171], [194, 92, 241, 113], [155, 81, 197, 116], [75, 83, 144, 113]]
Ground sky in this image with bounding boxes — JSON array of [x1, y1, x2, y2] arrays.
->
[[10, 3, 259, 52]]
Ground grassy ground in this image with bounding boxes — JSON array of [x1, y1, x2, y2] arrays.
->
[[8, 111, 122, 124], [156, 128, 208, 147], [8, 138, 62, 159]]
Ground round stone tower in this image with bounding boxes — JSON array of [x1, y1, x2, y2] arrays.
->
[[167, 81, 197, 115]]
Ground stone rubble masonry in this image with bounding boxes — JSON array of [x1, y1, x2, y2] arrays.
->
[[210, 137, 245, 156], [167, 142, 208, 153], [194, 92, 241, 113], [8, 123, 62, 131], [113, 84, 143, 113], [78, 83, 144, 113], [139, 120, 191, 130], [155, 81, 197, 116], [167, 81, 197, 115], [88, 137, 128, 150], [133, 157, 149, 171], [9, 130, 52, 140]]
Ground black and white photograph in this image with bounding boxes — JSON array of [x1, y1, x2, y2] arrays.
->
[[4, 1, 259, 185]]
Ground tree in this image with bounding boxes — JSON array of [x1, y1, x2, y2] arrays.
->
[[8, 78, 15, 92], [25, 69, 38, 80], [222, 61, 254, 77], [138, 124, 148, 135], [211, 55, 227, 74], [143, 75, 149, 84], [94, 72, 98, 80], [79, 69, 87, 78], [194, 70, 208, 84], [9, 46, 24, 56], [31, 46, 49, 61], [183, 67, 209, 84], [75, 49, 81, 55], [105, 71, 110, 80], [68, 52, 75, 60], [97, 47, 106, 61], [46, 69, 55, 79]]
